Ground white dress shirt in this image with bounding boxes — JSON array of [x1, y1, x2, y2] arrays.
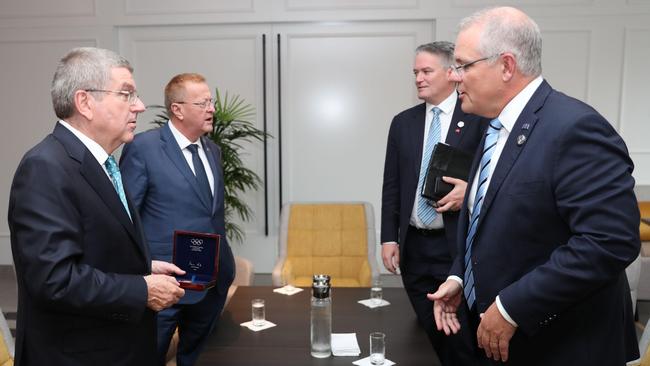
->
[[59, 120, 111, 178], [168, 120, 215, 193], [450, 76, 544, 326]]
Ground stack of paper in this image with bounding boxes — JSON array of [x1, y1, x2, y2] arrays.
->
[[331, 333, 361, 356], [273, 285, 303, 295]]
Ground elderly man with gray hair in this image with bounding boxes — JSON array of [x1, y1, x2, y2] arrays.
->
[[8, 47, 185, 366]]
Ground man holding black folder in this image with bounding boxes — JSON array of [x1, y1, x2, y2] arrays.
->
[[380, 41, 487, 365]]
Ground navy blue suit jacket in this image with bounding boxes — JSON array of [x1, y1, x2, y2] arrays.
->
[[120, 123, 235, 304], [381, 100, 487, 275], [450, 80, 640, 365], [9, 123, 155, 366]]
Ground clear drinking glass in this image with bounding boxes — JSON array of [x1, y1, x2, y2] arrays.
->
[[370, 278, 383, 305], [251, 298, 265, 326], [369, 332, 385, 365]]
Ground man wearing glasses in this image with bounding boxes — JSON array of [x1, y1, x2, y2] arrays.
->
[[429, 7, 640, 365], [8, 47, 185, 365], [121, 73, 235, 366]]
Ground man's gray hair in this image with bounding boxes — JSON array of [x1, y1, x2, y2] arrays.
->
[[415, 41, 455, 68], [459, 7, 542, 77], [51, 47, 133, 119]]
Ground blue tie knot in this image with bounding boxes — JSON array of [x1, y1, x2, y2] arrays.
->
[[187, 144, 200, 155], [488, 118, 502, 132]]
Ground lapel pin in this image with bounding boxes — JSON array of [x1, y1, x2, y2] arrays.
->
[[457, 121, 465, 128], [517, 135, 527, 146], [522, 123, 530, 130]]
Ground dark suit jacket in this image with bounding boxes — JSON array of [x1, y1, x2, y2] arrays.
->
[[381, 99, 487, 275], [120, 122, 235, 305], [8, 123, 155, 366], [450, 80, 640, 365]]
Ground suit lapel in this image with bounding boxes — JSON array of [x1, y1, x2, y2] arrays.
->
[[475, 81, 552, 231], [409, 103, 427, 180], [160, 123, 212, 210], [52, 123, 148, 262], [445, 99, 468, 148]]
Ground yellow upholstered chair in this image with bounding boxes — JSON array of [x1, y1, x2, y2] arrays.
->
[[0, 309, 14, 366], [271, 202, 380, 287]]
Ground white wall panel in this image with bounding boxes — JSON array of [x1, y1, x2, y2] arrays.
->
[[124, 0, 254, 15], [540, 30, 591, 101], [0, 37, 98, 265], [0, 0, 94, 18], [284, 0, 419, 10], [620, 27, 650, 183], [277, 21, 432, 222]]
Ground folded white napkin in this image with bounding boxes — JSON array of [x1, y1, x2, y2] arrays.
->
[[357, 299, 391, 308], [352, 356, 396, 365], [240, 320, 277, 331], [273, 285, 304, 295], [331, 333, 361, 356]]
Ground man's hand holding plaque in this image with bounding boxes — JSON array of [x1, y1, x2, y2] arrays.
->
[[172, 230, 221, 291]]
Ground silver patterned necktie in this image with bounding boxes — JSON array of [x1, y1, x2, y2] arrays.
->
[[464, 118, 502, 309], [417, 107, 442, 225], [104, 155, 132, 220]]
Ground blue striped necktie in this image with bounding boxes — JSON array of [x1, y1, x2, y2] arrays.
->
[[104, 155, 132, 220], [464, 118, 502, 309], [187, 143, 213, 205], [417, 107, 442, 225]]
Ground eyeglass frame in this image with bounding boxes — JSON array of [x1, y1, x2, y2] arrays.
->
[[173, 99, 214, 110], [85, 89, 140, 105], [451, 53, 503, 76]]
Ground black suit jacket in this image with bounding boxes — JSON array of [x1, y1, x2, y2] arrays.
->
[[450, 80, 640, 365], [381, 99, 487, 275], [8, 123, 155, 366]]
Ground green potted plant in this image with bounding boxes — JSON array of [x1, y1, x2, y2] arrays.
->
[[150, 88, 269, 243]]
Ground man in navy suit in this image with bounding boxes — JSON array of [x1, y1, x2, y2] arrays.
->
[[380, 41, 487, 365], [8, 47, 185, 366], [121, 73, 235, 366], [430, 7, 640, 365]]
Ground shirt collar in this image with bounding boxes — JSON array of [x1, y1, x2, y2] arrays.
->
[[168, 120, 203, 150], [497, 76, 544, 133], [426, 90, 458, 116], [58, 120, 110, 166]]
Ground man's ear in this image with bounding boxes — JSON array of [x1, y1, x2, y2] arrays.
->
[[501, 53, 516, 82], [75, 90, 94, 120], [170, 103, 183, 121]]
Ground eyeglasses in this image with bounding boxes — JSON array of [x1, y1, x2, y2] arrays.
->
[[452, 54, 501, 76], [175, 99, 214, 110], [85, 89, 140, 105]]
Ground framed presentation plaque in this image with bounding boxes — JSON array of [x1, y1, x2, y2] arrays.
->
[[172, 230, 220, 290]]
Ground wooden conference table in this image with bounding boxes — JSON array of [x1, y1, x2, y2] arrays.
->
[[197, 286, 440, 365]]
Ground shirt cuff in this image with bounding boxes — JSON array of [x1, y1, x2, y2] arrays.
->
[[447, 275, 463, 287], [382, 241, 398, 245], [496, 295, 518, 327]]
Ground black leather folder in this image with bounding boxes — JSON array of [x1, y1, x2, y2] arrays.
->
[[421, 143, 473, 202]]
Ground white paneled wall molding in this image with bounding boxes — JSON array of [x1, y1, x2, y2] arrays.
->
[[1, 0, 649, 269]]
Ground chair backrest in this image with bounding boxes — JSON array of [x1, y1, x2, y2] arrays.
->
[[0, 309, 13, 366], [640, 201, 650, 242], [276, 202, 379, 287]]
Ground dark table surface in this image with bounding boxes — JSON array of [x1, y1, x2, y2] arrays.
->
[[197, 286, 440, 365]]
